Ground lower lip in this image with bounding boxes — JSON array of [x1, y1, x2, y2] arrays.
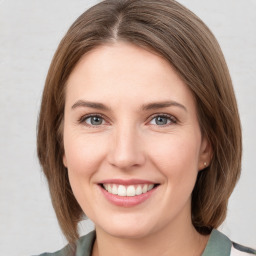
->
[[99, 185, 157, 207]]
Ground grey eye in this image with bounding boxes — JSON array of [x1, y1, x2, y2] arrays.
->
[[85, 116, 104, 125], [150, 115, 172, 126]]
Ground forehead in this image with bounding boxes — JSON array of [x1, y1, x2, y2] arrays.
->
[[67, 42, 175, 84], [65, 42, 195, 110]]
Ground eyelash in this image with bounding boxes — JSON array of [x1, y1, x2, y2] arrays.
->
[[78, 114, 107, 127], [78, 113, 177, 127], [149, 114, 177, 126]]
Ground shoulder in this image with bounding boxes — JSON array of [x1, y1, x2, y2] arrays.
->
[[202, 229, 256, 256], [34, 231, 96, 256]]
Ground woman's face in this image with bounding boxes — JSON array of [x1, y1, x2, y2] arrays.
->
[[63, 42, 211, 238]]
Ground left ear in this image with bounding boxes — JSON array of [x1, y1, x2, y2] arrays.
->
[[198, 136, 212, 171]]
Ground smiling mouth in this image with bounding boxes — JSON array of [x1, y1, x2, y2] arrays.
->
[[100, 183, 159, 197]]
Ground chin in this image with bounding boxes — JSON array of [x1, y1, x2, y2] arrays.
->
[[96, 215, 154, 239], [106, 226, 151, 239]]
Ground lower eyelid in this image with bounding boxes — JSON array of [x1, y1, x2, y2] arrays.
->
[[79, 114, 106, 124], [149, 115, 177, 124]]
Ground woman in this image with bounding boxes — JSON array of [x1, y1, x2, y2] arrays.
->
[[36, 0, 255, 255]]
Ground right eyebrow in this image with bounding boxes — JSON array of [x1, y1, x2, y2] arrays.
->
[[71, 100, 111, 111]]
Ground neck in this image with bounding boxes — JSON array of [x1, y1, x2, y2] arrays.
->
[[92, 217, 209, 256]]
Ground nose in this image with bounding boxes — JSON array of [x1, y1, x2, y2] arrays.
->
[[107, 124, 146, 169]]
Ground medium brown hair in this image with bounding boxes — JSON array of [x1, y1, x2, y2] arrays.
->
[[37, 0, 242, 244]]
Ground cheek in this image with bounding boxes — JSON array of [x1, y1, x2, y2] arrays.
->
[[63, 132, 107, 175], [147, 132, 201, 203], [149, 133, 201, 173], [63, 133, 108, 214]]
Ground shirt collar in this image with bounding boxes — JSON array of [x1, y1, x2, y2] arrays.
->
[[202, 229, 232, 256], [76, 229, 232, 256]]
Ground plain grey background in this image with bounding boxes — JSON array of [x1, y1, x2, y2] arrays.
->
[[0, 0, 255, 255]]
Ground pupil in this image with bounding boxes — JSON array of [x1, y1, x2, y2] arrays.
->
[[92, 116, 102, 125], [156, 116, 167, 125]]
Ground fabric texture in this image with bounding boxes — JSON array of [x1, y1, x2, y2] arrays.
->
[[35, 229, 255, 256], [34, 231, 95, 256], [231, 242, 256, 255]]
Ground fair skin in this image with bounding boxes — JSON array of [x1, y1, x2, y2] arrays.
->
[[63, 42, 212, 256]]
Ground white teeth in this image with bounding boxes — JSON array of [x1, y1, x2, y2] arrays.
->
[[135, 186, 142, 195], [112, 185, 118, 195], [107, 184, 112, 193], [127, 185, 136, 197], [148, 184, 154, 191], [103, 183, 156, 197], [142, 184, 148, 193], [117, 185, 126, 196]]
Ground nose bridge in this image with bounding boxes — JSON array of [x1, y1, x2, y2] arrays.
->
[[108, 121, 145, 169]]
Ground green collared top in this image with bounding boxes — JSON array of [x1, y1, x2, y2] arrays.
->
[[36, 229, 256, 256]]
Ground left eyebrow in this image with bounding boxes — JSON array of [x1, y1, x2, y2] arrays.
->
[[141, 101, 187, 112]]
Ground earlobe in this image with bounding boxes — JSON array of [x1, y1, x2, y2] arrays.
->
[[198, 136, 213, 171], [63, 155, 67, 168]]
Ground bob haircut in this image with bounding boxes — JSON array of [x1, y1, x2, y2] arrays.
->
[[37, 0, 242, 244]]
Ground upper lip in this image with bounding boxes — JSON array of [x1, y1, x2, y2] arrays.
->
[[98, 179, 158, 185]]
